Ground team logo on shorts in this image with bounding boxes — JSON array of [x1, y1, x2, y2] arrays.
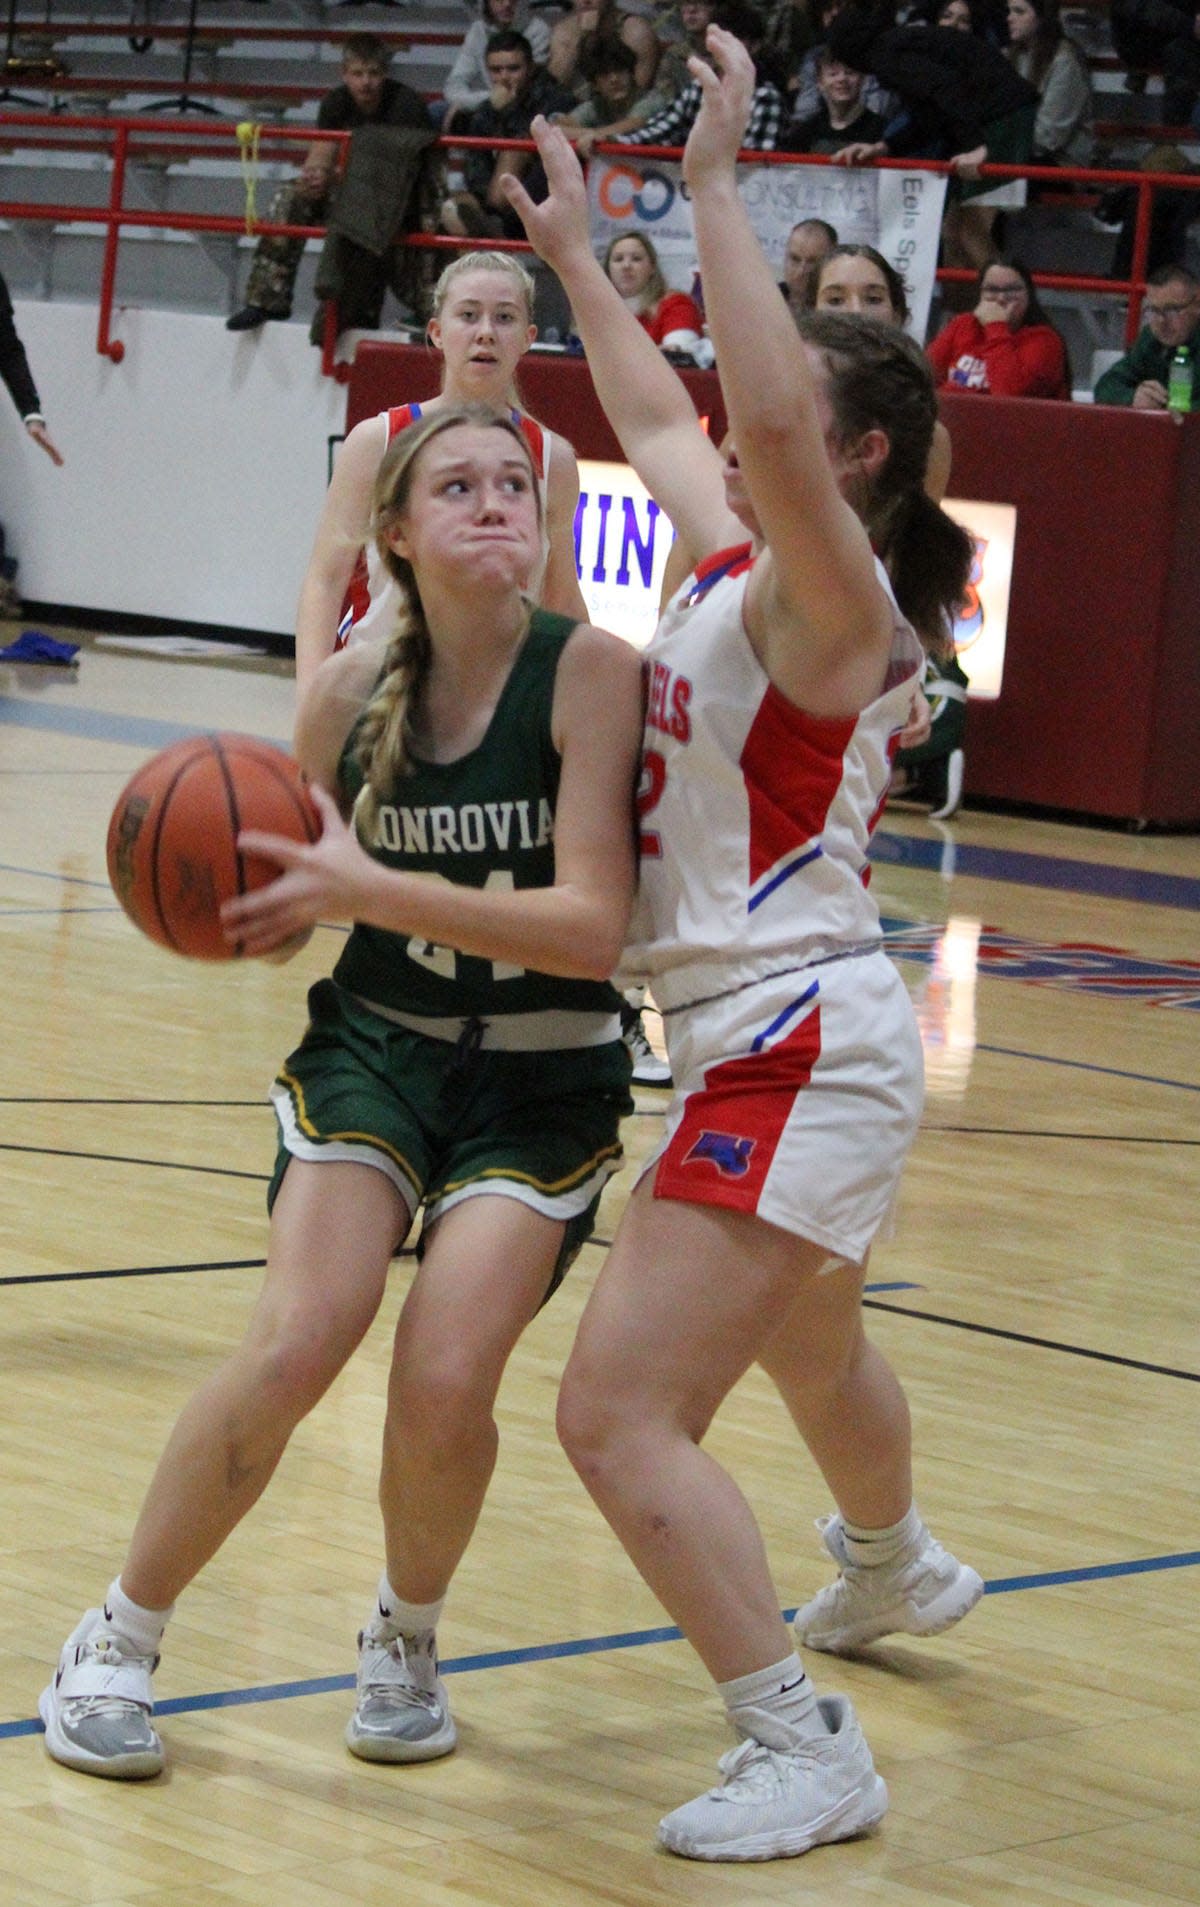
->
[[683, 1130, 757, 1177]]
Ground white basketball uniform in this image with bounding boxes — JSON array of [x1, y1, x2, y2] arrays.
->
[[620, 542, 927, 1262], [335, 402, 554, 652]]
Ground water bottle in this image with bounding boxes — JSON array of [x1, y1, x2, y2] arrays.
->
[[1167, 347, 1193, 414]]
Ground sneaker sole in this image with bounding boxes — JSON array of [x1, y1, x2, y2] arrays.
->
[[795, 1566, 985, 1654], [658, 1773, 888, 1861], [344, 1712, 458, 1764], [38, 1687, 164, 1780]]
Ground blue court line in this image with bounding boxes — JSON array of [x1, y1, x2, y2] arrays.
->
[[872, 829, 1200, 912], [0, 696, 288, 756], [6, 1550, 1197, 1743]]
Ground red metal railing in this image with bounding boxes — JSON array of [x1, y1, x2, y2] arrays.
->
[[2, 111, 1198, 371]]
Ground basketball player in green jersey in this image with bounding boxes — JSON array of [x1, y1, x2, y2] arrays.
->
[[40, 405, 643, 1782]]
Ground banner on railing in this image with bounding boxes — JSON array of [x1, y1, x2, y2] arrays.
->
[[586, 158, 948, 339]]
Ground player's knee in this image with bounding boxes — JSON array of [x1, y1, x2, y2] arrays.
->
[[243, 1311, 358, 1418], [556, 1357, 627, 1488], [385, 1357, 499, 1459]]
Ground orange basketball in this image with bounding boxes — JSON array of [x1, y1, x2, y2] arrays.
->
[[106, 733, 321, 960]]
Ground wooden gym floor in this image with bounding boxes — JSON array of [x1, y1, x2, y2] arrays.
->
[[1, 629, 1198, 1907]]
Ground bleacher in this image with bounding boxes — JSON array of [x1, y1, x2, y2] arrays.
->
[[2, 0, 1199, 377], [0, 1, 470, 314]]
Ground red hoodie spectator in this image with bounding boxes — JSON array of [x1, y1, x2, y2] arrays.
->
[[927, 259, 1069, 397]]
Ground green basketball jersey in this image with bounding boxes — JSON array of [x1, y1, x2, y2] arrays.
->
[[332, 611, 625, 1022]]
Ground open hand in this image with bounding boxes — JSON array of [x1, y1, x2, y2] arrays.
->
[[220, 783, 376, 958], [682, 26, 755, 191], [500, 114, 593, 271], [949, 144, 986, 179], [832, 139, 887, 167]]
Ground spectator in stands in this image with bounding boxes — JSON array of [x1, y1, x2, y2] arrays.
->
[[779, 216, 837, 314], [226, 35, 430, 333], [615, 1, 788, 147], [441, 0, 551, 129], [936, 0, 1010, 45], [826, 5, 1040, 283], [0, 268, 63, 617], [646, 0, 719, 107], [759, 0, 824, 88], [547, 0, 661, 100], [1110, 0, 1200, 127], [441, 31, 576, 240], [601, 229, 712, 361], [788, 0, 896, 121], [927, 257, 1070, 395], [1093, 262, 1200, 407], [1004, 0, 1092, 166], [556, 37, 672, 154], [785, 48, 887, 149]]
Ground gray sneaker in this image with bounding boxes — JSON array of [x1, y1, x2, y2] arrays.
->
[[345, 1616, 456, 1764], [794, 1513, 984, 1654], [39, 1607, 163, 1779]]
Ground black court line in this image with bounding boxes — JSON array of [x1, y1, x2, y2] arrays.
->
[[922, 1126, 1200, 1145], [976, 1041, 1200, 1094], [864, 1298, 1200, 1383], [0, 1096, 266, 1106], [0, 1142, 267, 1181], [0, 1259, 267, 1289]]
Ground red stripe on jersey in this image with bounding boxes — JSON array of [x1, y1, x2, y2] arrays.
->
[[653, 1006, 822, 1214], [740, 686, 857, 888], [518, 413, 546, 479], [386, 402, 420, 441], [339, 547, 371, 646]]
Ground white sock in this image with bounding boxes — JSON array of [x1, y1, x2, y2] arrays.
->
[[718, 1651, 822, 1748], [840, 1504, 923, 1567], [376, 1574, 444, 1640], [107, 1578, 173, 1656]]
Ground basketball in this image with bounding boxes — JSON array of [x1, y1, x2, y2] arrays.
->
[[106, 733, 321, 960]]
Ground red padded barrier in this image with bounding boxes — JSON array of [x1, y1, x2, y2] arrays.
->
[[938, 394, 1200, 826]]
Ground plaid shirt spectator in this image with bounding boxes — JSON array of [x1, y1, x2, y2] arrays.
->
[[615, 75, 787, 147]]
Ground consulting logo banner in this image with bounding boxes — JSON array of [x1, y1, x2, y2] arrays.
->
[[587, 159, 948, 339]]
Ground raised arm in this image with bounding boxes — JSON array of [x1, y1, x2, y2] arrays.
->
[[683, 30, 891, 711], [502, 119, 736, 564], [293, 412, 389, 702]]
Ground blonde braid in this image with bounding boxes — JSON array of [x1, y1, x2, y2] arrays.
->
[[351, 401, 542, 842]]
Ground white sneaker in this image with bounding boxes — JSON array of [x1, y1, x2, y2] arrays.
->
[[39, 1607, 164, 1779], [794, 1513, 984, 1654], [621, 1007, 672, 1087], [658, 1694, 887, 1861], [345, 1616, 457, 1763]]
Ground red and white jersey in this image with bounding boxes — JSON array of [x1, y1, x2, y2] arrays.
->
[[336, 401, 552, 653], [620, 544, 924, 1012]]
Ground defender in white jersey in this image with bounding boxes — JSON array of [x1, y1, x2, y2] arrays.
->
[[506, 35, 983, 1866], [294, 250, 586, 695]]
